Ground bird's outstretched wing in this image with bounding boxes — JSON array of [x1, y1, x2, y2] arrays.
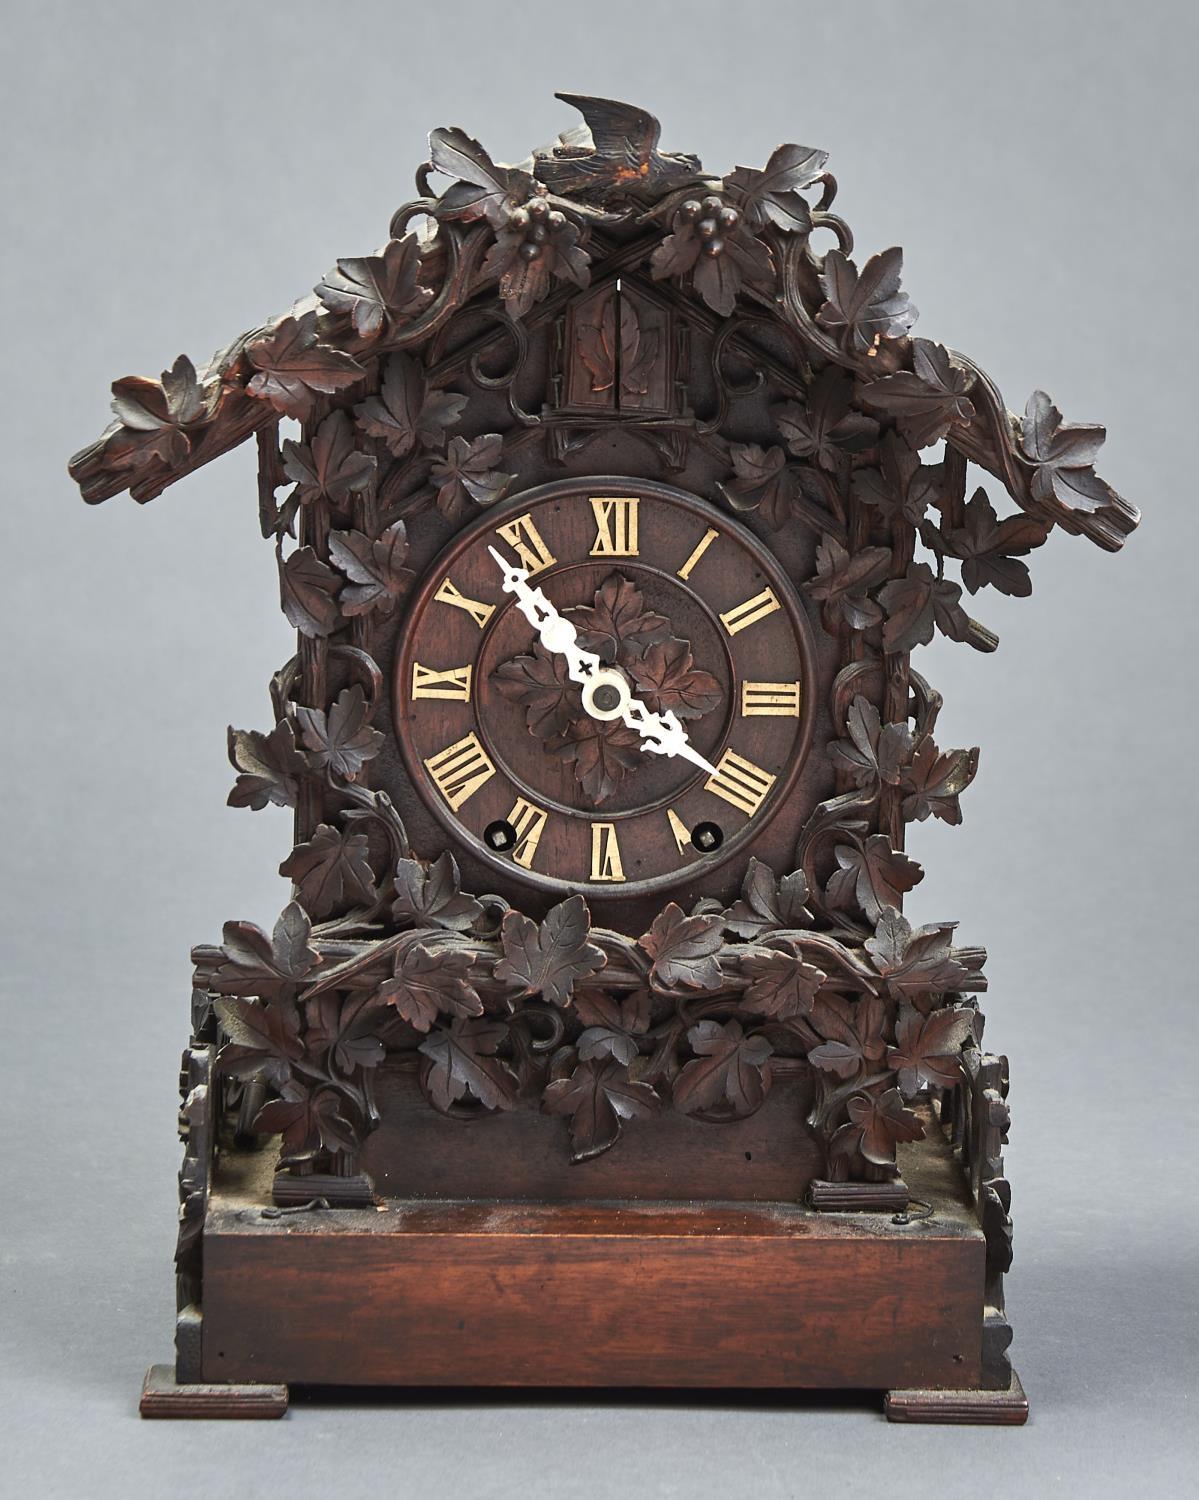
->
[[536, 94, 690, 199]]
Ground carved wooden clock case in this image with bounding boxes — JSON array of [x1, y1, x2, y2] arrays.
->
[[70, 96, 1139, 1423]]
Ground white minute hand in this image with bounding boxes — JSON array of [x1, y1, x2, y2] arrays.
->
[[487, 545, 720, 779]]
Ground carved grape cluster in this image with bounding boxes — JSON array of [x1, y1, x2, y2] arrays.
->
[[506, 196, 570, 264], [678, 194, 742, 260]]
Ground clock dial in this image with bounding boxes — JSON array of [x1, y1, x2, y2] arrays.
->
[[394, 478, 816, 898]]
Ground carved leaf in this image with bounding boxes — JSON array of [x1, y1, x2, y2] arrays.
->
[[278, 545, 341, 639], [429, 126, 532, 226], [418, 1018, 519, 1111], [691, 239, 748, 317], [775, 368, 878, 471], [877, 562, 971, 652], [901, 737, 979, 825], [296, 684, 384, 780], [577, 1026, 641, 1067], [828, 696, 915, 790], [550, 717, 643, 804], [804, 534, 891, 632], [866, 908, 972, 1005], [482, 222, 592, 319], [543, 1054, 659, 1161], [328, 521, 414, 617], [851, 431, 938, 526], [717, 443, 808, 530], [492, 645, 580, 738], [1021, 390, 1117, 517], [922, 488, 1049, 596], [111, 353, 208, 431], [569, 572, 669, 663], [740, 950, 825, 1020], [887, 1004, 976, 1094], [315, 235, 432, 339], [355, 353, 466, 460], [304, 991, 387, 1074], [578, 294, 621, 392], [391, 852, 483, 932], [496, 894, 607, 1008], [281, 410, 377, 507], [721, 857, 812, 938], [857, 340, 975, 448], [429, 433, 514, 521], [626, 637, 720, 720], [807, 993, 887, 1079], [725, 142, 829, 233], [378, 942, 483, 1033], [816, 247, 916, 353], [836, 1087, 924, 1166], [254, 1079, 357, 1161], [245, 312, 365, 419], [826, 834, 923, 922], [640, 903, 724, 991], [673, 1020, 773, 1114], [649, 222, 702, 282], [227, 720, 306, 811], [279, 824, 377, 920], [213, 902, 319, 999], [214, 994, 303, 1084]]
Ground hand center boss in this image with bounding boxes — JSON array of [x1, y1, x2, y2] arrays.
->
[[487, 545, 720, 779]]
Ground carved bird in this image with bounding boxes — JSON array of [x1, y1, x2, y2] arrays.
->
[[534, 94, 702, 203]]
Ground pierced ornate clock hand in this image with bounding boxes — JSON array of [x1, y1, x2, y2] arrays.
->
[[487, 544, 720, 779]]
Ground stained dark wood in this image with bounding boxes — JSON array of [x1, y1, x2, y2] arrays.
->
[[203, 1135, 983, 1391], [139, 1364, 288, 1420], [885, 1371, 1029, 1425], [71, 93, 1141, 1417]]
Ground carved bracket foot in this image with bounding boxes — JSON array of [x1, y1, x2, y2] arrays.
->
[[139, 1364, 289, 1420], [884, 1369, 1028, 1425]]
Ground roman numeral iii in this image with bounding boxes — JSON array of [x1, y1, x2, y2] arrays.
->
[[720, 586, 781, 637], [589, 496, 639, 556], [423, 732, 496, 812], [741, 680, 801, 717], [434, 576, 494, 630], [705, 748, 776, 818], [411, 662, 473, 701], [495, 512, 557, 575], [506, 797, 548, 870], [590, 822, 626, 882]]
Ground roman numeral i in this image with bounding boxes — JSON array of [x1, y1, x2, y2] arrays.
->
[[589, 496, 639, 556]]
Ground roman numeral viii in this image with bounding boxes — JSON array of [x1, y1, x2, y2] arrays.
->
[[705, 748, 776, 818], [424, 732, 496, 812], [411, 662, 473, 701], [589, 496, 639, 556], [495, 512, 557, 575], [720, 586, 781, 637]]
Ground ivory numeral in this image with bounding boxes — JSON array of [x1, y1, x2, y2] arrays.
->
[[677, 527, 719, 581], [506, 797, 548, 870], [741, 680, 801, 717], [705, 748, 776, 818], [589, 496, 639, 557], [434, 576, 494, 630], [424, 732, 496, 812], [720, 587, 781, 637], [666, 807, 692, 856], [411, 662, 473, 701], [495, 512, 557, 576], [590, 822, 626, 882]]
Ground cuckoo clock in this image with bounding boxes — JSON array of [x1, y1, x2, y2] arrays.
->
[[71, 96, 1139, 1423]]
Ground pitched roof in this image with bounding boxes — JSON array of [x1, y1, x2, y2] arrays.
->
[[69, 94, 1138, 552]]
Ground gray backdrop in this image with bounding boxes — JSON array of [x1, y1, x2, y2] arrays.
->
[[3, 1, 1195, 1495]]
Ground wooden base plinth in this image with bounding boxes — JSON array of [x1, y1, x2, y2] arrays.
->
[[197, 1128, 989, 1395], [139, 1364, 288, 1419], [885, 1371, 1029, 1425]]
